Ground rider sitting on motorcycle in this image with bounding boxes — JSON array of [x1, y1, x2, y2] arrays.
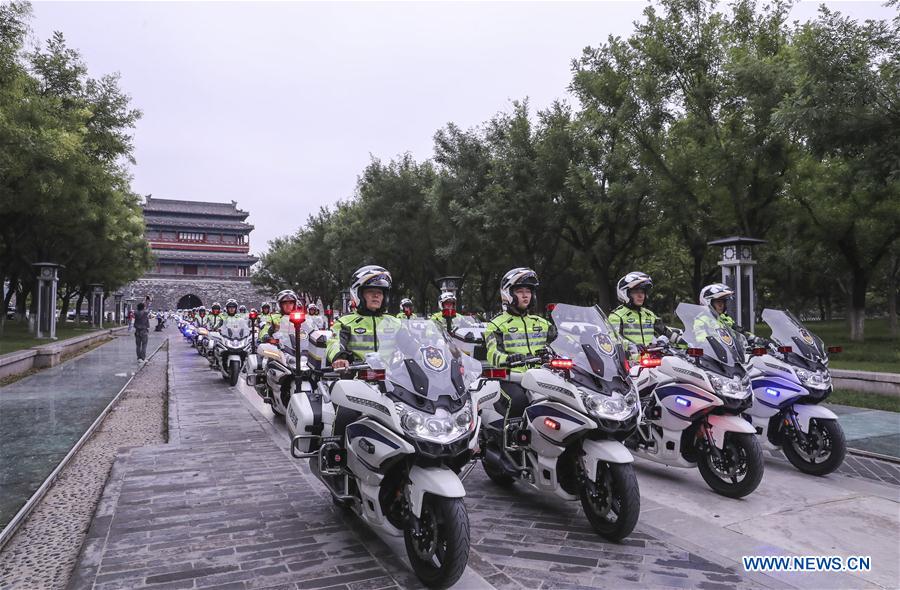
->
[[265, 290, 300, 341], [326, 266, 401, 438], [223, 299, 240, 323], [304, 302, 327, 331], [484, 267, 556, 425], [258, 302, 275, 337], [327, 265, 401, 370], [207, 302, 224, 331], [396, 297, 415, 319], [608, 271, 679, 358], [430, 292, 457, 329], [193, 306, 208, 328], [695, 283, 757, 344]]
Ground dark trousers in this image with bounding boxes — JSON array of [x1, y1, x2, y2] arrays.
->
[[135, 329, 149, 360], [495, 381, 529, 421]]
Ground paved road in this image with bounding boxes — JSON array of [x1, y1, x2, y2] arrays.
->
[[0, 330, 166, 530], [67, 335, 900, 589]]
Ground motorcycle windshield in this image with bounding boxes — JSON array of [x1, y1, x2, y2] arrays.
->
[[761, 308, 826, 362], [363, 318, 481, 402], [448, 315, 486, 344], [221, 317, 249, 340], [676, 303, 745, 367], [551, 304, 628, 381]]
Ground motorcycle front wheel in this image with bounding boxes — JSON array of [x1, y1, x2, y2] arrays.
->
[[579, 462, 640, 541], [697, 433, 764, 498], [228, 360, 241, 386], [782, 418, 846, 476], [403, 495, 470, 589]]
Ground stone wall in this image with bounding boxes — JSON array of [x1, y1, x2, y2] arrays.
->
[[118, 277, 272, 311]]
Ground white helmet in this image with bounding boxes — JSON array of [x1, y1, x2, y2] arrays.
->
[[438, 292, 456, 307], [699, 283, 734, 311], [349, 265, 392, 309], [400, 297, 413, 308], [308, 302, 320, 313], [500, 267, 539, 308], [616, 271, 653, 304]]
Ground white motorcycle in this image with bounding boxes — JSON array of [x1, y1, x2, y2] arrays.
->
[[287, 319, 500, 588], [745, 309, 846, 475], [212, 316, 253, 386], [627, 303, 764, 498], [478, 304, 640, 541]]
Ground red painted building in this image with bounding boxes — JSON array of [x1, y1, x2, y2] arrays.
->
[[143, 197, 258, 278]]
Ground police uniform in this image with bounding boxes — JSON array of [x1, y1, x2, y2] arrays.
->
[[484, 311, 556, 420], [326, 312, 401, 364]]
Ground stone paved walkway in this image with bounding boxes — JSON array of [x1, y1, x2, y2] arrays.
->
[[69, 337, 411, 590]]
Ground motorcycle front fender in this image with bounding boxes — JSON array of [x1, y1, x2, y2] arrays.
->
[[792, 404, 838, 433], [581, 440, 634, 480], [406, 465, 465, 518], [706, 414, 756, 449], [226, 354, 242, 365]]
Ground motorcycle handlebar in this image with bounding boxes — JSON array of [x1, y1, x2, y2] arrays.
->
[[320, 363, 372, 380]]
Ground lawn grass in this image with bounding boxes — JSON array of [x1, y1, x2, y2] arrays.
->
[[754, 318, 899, 374], [0, 320, 102, 355], [828, 389, 900, 413]]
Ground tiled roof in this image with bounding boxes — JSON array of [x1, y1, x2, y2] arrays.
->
[[143, 197, 249, 219], [144, 216, 254, 232], [153, 249, 259, 264]]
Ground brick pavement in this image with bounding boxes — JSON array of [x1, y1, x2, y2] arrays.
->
[[68, 338, 412, 590]]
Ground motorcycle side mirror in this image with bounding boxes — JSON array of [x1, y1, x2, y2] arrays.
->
[[628, 365, 641, 379], [314, 335, 328, 347]]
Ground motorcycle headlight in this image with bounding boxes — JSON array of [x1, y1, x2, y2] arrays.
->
[[709, 374, 750, 398], [797, 368, 830, 388], [581, 391, 637, 421], [395, 402, 474, 443]]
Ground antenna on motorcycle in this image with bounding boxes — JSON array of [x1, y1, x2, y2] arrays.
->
[[545, 303, 556, 312], [248, 309, 258, 320], [324, 307, 333, 317]]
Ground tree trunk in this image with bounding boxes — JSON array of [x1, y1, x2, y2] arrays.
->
[[74, 292, 85, 324], [848, 270, 867, 342], [889, 255, 898, 338]]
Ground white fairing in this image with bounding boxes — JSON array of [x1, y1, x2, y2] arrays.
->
[[581, 440, 634, 479], [706, 414, 756, 449], [521, 368, 580, 407], [346, 419, 414, 487], [287, 389, 336, 450], [407, 465, 466, 518], [793, 404, 838, 433]]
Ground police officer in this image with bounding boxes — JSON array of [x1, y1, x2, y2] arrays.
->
[[258, 302, 275, 336], [193, 306, 208, 328], [696, 283, 757, 342], [305, 302, 327, 331], [430, 292, 458, 329], [608, 272, 677, 355], [238, 304, 248, 318], [484, 268, 556, 423], [266, 290, 300, 339], [396, 298, 415, 319], [327, 265, 400, 369], [207, 302, 224, 331]]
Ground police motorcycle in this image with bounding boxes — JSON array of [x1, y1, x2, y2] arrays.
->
[[446, 314, 488, 362], [252, 310, 333, 416], [626, 303, 764, 498], [287, 319, 500, 588], [478, 304, 640, 541], [211, 314, 253, 386], [744, 309, 846, 475]]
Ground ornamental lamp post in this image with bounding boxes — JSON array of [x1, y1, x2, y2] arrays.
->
[[707, 237, 766, 332], [31, 263, 63, 339], [113, 292, 124, 325], [89, 284, 105, 328]]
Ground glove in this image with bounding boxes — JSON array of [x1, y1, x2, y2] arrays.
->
[[653, 335, 669, 347], [534, 347, 551, 357], [506, 353, 526, 366]]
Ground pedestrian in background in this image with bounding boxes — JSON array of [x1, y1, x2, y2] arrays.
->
[[127, 309, 135, 332], [134, 302, 150, 363]]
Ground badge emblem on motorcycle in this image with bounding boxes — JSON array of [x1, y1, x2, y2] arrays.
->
[[421, 346, 446, 371], [596, 333, 615, 356], [354, 328, 367, 334], [800, 329, 814, 345], [716, 327, 734, 347]]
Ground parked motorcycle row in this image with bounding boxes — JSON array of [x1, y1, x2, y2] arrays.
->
[[176, 302, 845, 589]]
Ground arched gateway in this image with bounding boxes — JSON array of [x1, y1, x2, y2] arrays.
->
[[177, 294, 203, 309]]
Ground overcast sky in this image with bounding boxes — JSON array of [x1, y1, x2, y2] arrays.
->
[[28, 1, 897, 255]]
